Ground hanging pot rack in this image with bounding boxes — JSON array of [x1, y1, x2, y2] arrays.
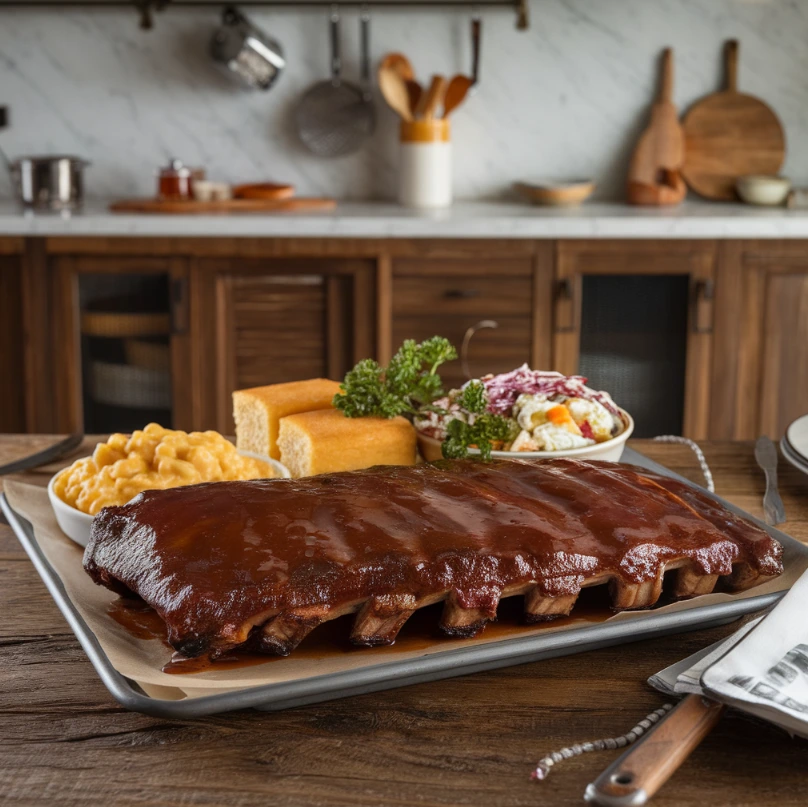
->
[[2, 0, 529, 30]]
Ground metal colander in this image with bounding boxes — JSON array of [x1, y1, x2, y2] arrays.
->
[[295, 5, 375, 158]]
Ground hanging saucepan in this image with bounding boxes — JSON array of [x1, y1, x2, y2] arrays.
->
[[211, 6, 285, 90]]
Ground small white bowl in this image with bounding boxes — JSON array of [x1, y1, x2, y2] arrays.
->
[[48, 473, 94, 548], [736, 175, 791, 207], [48, 452, 290, 548], [417, 409, 634, 464]]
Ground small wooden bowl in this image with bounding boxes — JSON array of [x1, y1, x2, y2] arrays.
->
[[232, 183, 295, 201], [515, 179, 595, 207]]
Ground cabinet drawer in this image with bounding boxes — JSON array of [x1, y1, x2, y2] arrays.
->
[[394, 276, 533, 317], [393, 315, 531, 392]]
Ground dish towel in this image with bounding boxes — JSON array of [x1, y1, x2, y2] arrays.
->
[[650, 567, 808, 740]]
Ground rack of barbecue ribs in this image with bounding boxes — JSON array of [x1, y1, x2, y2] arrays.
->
[[84, 458, 783, 660]]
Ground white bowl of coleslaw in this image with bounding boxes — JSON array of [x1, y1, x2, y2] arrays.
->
[[417, 409, 633, 462], [415, 365, 634, 463]]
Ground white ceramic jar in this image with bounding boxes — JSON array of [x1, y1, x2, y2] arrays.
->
[[398, 119, 451, 209]]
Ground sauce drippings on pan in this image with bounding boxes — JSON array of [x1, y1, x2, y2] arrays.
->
[[110, 587, 613, 675]]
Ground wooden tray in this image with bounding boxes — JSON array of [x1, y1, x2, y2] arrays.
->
[[110, 197, 336, 214]]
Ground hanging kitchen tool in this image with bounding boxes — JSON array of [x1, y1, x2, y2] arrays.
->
[[682, 40, 785, 201], [626, 48, 686, 206], [210, 6, 286, 91], [295, 5, 376, 158], [470, 9, 482, 87]]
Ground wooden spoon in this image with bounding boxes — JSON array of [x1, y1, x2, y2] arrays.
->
[[379, 52, 414, 81], [378, 66, 414, 121], [443, 74, 474, 117], [415, 75, 448, 121], [378, 52, 421, 117]]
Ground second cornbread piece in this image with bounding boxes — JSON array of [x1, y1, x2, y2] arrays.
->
[[233, 378, 341, 460], [278, 409, 417, 477]]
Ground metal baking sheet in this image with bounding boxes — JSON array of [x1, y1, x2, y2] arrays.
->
[[3, 447, 806, 717]]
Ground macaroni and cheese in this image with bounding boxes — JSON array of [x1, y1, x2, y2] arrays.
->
[[53, 423, 275, 515]]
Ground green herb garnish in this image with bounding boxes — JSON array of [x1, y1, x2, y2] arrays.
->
[[333, 336, 457, 419], [440, 380, 514, 461]]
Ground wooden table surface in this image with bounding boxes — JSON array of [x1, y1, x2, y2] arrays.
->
[[2, 436, 808, 807]]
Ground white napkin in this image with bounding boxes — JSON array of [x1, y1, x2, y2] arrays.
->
[[649, 569, 808, 739]]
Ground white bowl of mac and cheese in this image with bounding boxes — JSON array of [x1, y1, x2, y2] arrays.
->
[[49, 423, 289, 547]]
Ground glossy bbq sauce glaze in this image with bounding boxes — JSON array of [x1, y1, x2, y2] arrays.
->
[[108, 588, 615, 675], [87, 459, 782, 665]]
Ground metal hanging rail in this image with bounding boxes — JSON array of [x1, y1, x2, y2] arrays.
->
[[0, 0, 529, 28]]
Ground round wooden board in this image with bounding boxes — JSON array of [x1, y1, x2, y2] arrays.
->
[[682, 91, 785, 200], [681, 41, 785, 201]]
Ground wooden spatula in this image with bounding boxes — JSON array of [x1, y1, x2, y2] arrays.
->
[[443, 74, 474, 118], [415, 75, 448, 120], [626, 48, 685, 205], [682, 40, 785, 201]]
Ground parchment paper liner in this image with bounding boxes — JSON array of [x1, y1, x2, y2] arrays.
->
[[7, 479, 807, 702]]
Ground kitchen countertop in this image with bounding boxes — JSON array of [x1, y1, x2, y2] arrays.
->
[[4, 200, 808, 239], [2, 437, 808, 806]]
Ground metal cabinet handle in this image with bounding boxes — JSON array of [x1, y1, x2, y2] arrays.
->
[[692, 278, 714, 334], [554, 278, 577, 333], [170, 277, 189, 335], [461, 319, 498, 380], [444, 288, 481, 300]]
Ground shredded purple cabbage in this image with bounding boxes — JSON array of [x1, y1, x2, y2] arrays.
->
[[480, 364, 620, 416]]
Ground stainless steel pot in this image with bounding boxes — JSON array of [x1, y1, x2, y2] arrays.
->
[[211, 6, 285, 90], [10, 155, 88, 210]]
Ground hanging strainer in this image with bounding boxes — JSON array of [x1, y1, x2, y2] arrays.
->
[[295, 5, 376, 158]]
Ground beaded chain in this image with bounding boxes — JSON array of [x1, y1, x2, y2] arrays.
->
[[652, 435, 715, 493], [530, 437, 710, 780], [531, 703, 674, 781]]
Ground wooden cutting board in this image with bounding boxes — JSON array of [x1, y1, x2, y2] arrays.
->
[[627, 47, 685, 205], [682, 40, 785, 201], [110, 197, 336, 214]]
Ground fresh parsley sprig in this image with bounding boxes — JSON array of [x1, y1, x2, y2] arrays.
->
[[440, 380, 514, 461], [333, 337, 457, 419]]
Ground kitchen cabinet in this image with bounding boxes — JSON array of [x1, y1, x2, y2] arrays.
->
[[44, 253, 190, 435], [388, 243, 553, 393], [553, 241, 717, 439], [9, 234, 805, 442], [189, 256, 376, 433], [711, 241, 808, 439]]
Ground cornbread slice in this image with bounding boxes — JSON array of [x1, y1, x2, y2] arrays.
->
[[278, 409, 417, 477], [233, 379, 341, 460]]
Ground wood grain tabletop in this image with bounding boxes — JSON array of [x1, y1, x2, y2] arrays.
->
[[1, 436, 807, 807]]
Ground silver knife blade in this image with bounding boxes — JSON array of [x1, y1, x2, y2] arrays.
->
[[755, 436, 786, 526]]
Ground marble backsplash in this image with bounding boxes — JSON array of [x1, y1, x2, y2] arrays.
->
[[1, 1, 807, 201]]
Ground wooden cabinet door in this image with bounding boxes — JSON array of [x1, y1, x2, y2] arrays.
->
[[191, 258, 375, 433], [554, 241, 717, 439], [713, 242, 808, 439], [33, 253, 189, 434], [390, 253, 549, 394], [0, 243, 25, 432]]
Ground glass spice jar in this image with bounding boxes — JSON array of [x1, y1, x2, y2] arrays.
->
[[157, 158, 193, 200]]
